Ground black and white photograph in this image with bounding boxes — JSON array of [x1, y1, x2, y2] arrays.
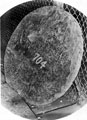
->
[[0, 0, 87, 120]]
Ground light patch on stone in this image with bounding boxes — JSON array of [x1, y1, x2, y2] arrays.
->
[[27, 32, 37, 43], [60, 100, 63, 103]]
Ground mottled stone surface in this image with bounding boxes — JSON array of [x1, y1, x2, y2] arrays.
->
[[4, 5, 83, 106], [1, 0, 87, 120]]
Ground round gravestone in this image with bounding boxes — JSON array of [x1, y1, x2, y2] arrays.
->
[[4, 5, 83, 106]]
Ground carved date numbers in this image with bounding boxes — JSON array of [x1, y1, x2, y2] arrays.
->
[[32, 53, 47, 69]]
